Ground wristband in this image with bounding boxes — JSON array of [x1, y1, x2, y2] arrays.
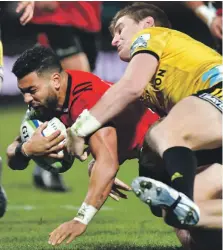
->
[[13, 142, 30, 169], [71, 109, 101, 137], [15, 142, 30, 158], [195, 5, 216, 27], [73, 202, 98, 225]]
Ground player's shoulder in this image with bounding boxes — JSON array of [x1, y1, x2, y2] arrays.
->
[[132, 27, 171, 40], [66, 69, 112, 89], [130, 27, 171, 51], [66, 69, 102, 82], [131, 27, 189, 44]]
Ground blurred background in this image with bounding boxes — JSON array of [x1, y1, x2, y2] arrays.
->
[[0, 2, 222, 249], [0, 1, 222, 99]]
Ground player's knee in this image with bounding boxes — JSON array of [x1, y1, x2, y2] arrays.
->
[[144, 117, 189, 155]]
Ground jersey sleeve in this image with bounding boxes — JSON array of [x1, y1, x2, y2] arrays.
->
[[130, 28, 171, 60]]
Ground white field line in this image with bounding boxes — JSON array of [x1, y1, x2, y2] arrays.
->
[[7, 205, 113, 211]]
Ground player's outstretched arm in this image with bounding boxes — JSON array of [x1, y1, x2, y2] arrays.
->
[[69, 54, 158, 157], [48, 126, 119, 246], [85, 126, 119, 207]]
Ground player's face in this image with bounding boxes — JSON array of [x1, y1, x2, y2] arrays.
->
[[112, 16, 146, 61], [18, 72, 58, 112]]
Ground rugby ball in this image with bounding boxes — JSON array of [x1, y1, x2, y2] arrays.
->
[[20, 118, 74, 173]]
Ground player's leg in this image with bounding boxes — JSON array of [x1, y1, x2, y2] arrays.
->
[[0, 157, 7, 217], [194, 163, 222, 229], [176, 163, 222, 250], [136, 161, 222, 248], [46, 25, 90, 72], [142, 83, 222, 226], [146, 94, 221, 198], [138, 146, 222, 218], [137, 145, 222, 246]]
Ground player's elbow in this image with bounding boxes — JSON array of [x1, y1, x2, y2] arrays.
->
[[125, 81, 144, 100], [95, 152, 119, 180], [100, 155, 119, 175]]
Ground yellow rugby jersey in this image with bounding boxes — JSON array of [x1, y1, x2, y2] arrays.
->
[[130, 27, 222, 115]]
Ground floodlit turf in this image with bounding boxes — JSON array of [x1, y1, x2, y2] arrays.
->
[[0, 104, 182, 250]]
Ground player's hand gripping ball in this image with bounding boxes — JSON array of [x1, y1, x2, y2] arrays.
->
[[20, 118, 75, 173]]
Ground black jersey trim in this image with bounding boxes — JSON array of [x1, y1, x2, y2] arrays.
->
[[132, 50, 159, 61]]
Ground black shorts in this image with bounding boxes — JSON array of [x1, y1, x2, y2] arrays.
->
[[31, 24, 99, 71], [193, 82, 222, 112]]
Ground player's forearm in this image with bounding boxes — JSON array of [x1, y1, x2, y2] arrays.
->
[[73, 127, 118, 225], [73, 158, 118, 226], [91, 78, 143, 124], [7, 140, 30, 170], [85, 158, 118, 209]]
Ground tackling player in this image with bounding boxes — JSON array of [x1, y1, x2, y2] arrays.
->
[[65, 2, 222, 228]]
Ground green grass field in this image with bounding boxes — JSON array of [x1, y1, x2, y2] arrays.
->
[[0, 104, 182, 250]]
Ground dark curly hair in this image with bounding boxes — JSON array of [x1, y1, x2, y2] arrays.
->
[[12, 45, 62, 79]]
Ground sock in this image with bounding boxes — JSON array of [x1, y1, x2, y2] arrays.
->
[[163, 146, 197, 200]]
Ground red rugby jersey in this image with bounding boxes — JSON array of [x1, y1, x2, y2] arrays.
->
[[60, 70, 159, 162], [32, 1, 101, 32]]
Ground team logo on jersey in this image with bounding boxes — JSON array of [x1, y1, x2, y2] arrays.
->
[[130, 34, 151, 56]]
